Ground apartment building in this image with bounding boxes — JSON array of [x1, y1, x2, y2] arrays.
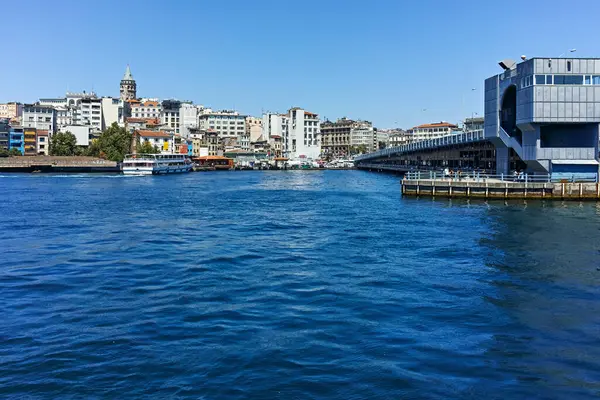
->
[[407, 122, 458, 143], [22, 105, 56, 134], [321, 118, 372, 156]]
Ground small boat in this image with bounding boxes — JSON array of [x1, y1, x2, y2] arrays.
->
[[122, 153, 192, 175]]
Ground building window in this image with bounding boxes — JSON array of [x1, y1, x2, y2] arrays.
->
[[567, 61, 571, 72], [535, 75, 545, 85]]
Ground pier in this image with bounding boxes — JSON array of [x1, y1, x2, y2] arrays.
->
[[401, 172, 600, 200]]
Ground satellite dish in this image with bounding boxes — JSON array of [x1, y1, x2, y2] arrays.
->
[[521, 55, 527, 61]]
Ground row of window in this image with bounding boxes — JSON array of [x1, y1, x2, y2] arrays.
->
[[523, 74, 600, 88]]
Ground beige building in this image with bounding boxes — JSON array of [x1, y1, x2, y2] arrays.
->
[[0, 102, 23, 122], [321, 118, 373, 157], [246, 116, 263, 142]]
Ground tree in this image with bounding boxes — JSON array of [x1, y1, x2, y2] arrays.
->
[[8, 148, 22, 156], [138, 140, 159, 154], [50, 131, 77, 156], [88, 123, 132, 162], [0, 148, 8, 157]]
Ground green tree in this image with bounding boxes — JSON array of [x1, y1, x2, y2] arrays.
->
[[8, 148, 22, 156], [138, 140, 159, 154], [88, 123, 132, 162], [49, 131, 77, 156], [0, 148, 9, 157]]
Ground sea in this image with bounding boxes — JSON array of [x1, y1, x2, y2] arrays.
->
[[1, 170, 600, 399]]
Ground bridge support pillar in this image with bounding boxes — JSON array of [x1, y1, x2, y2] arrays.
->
[[496, 146, 510, 175]]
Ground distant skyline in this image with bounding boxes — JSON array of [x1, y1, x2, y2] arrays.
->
[[2, 0, 599, 128]]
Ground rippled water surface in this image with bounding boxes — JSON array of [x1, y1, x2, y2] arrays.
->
[[2, 171, 600, 399]]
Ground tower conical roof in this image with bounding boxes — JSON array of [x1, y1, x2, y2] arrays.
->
[[122, 65, 133, 81]]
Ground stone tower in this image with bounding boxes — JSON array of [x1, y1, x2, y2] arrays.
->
[[120, 65, 137, 101]]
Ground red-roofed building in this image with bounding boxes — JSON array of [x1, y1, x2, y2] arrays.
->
[[131, 100, 162, 120], [407, 121, 458, 143], [136, 130, 174, 154]]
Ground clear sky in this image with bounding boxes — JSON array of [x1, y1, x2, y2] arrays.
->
[[2, 0, 599, 128]]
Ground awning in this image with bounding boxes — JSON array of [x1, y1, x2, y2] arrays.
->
[[551, 159, 598, 165]]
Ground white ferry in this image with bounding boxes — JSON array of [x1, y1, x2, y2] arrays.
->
[[122, 154, 192, 175]]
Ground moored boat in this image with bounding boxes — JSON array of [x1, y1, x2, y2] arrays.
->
[[122, 154, 192, 175]]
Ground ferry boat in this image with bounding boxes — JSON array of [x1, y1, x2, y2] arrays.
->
[[122, 154, 192, 175]]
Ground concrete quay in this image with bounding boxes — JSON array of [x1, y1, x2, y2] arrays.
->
[[401, 178, 600, 200], [0, 156, 119, 173]]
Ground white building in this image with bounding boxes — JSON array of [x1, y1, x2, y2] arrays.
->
[[198, 110, 246, 138], [59, 125, 91, 146], [131, 99, 161, 119], [39, 91, 111, 132], [180, 103, 199, 138], [137, 130, 174, 154], [101, 97, 125, 128], [407, 122, 458, 143], [350, 125, 376, 151], [287, 108, 320, 159], [161, 100, 182, 134], [23, 105, 56, 134]]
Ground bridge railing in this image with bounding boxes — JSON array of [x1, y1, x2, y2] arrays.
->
[[355, 130, 486, 162], [404, 170, 598, 183]]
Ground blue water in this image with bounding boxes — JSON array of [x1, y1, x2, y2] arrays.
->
[[1, 171, 600, 399]]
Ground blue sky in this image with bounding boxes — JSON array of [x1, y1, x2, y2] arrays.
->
[[2, 0, 599, 128]]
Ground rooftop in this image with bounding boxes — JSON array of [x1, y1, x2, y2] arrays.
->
[[136, 130, 171, 138], [412, 122, 458, 129]]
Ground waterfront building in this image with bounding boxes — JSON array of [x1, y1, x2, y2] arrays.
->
[[407, 122, 458, 143], [198, 110, 246, 139], [246, 116, 263, 142], [261, 113, 289, 152], [120, 65, 137, 101], [36, 130, 49, 155], [321, 118, 372, 156], [350, 124, 376, 152], [23, 105, 56, 135], [23, 128, 37, 155], [136, 130, 174, 154], [9, 126, 24, 154], [287, 108, 320, 159], [0, 102, 23, 123]]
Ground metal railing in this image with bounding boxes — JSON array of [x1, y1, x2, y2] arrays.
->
[[403, 170, 598, 183], [355, 130, 486, 162]]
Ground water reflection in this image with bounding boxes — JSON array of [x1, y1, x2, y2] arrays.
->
[[478, 202, 600, 398]]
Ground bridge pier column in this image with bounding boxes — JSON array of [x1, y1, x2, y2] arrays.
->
[[496, 146, 510, 175]]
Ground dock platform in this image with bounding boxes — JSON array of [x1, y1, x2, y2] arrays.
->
[[401, 178, 600, 200]]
